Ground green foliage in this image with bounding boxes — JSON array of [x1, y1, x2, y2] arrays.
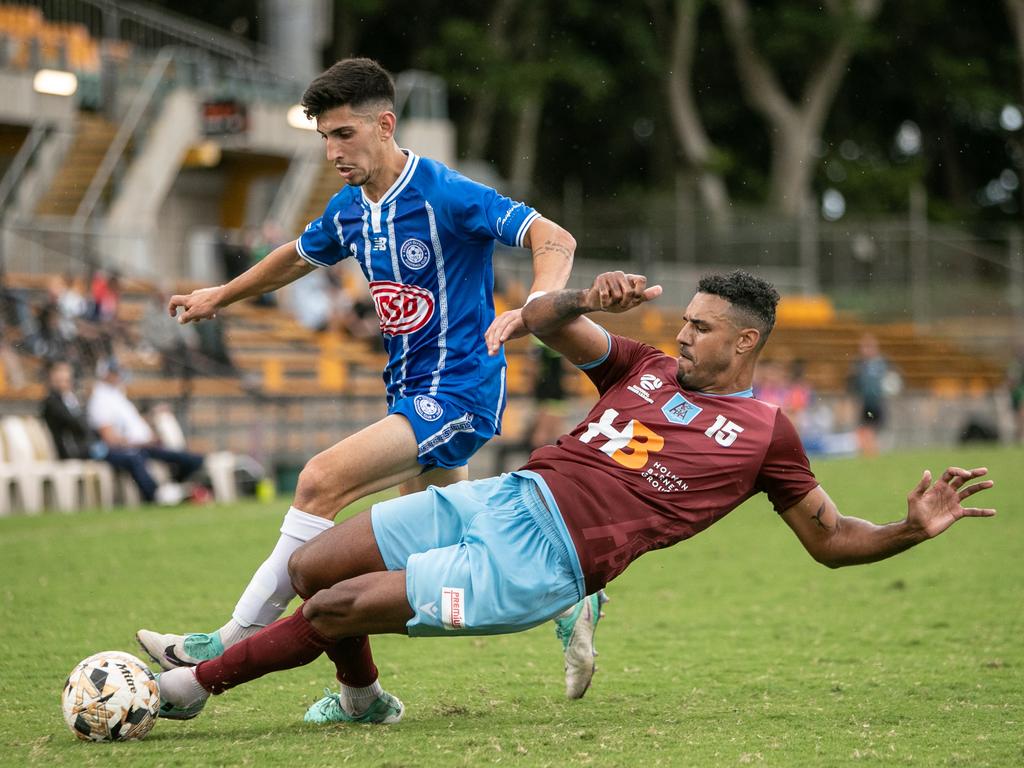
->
[[1, 446, 1021, 766]]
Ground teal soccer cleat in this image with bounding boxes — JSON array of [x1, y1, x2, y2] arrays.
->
[[304, 689, 405, 725]]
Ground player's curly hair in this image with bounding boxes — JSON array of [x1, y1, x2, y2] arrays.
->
[[302, 58, 396, 119], [697, 270, 780, 347]]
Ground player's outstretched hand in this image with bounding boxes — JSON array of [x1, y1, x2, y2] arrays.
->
[[906, 466, 995, 539], [485, 308, 528, 355], [585, 271, 662, 313], [168, 286, 224, 324]]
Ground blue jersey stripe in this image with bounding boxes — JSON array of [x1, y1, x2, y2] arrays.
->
[[385, 200, 410, 397], [425, 201, 449, 396]]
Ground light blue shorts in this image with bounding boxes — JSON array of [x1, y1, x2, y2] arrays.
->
[[389, 394, 497, 470], [370, 470, 585, 637]]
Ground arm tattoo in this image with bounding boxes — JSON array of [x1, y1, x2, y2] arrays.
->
[[811, 503, 833, 532], [551, 289, 591, 320], [533, 238, 573, 261]]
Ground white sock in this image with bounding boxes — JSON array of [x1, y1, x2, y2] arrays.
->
[[213, 619, 258, 648], [229, 507, 334, 632], [339, 680, 383, 716], [160, 667, 208, 708]]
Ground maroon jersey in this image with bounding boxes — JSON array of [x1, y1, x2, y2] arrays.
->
[[522, 334, 818, 593]]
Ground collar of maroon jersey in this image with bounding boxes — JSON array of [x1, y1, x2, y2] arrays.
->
[[698, 387, 754, 399]]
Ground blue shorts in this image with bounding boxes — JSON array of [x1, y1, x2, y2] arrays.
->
[[389, 394, 497, 470], [370, 471, 585, 637]]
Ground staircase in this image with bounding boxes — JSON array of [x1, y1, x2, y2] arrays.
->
[[34, 114, 117, 217], [294, 161, 340, 232]]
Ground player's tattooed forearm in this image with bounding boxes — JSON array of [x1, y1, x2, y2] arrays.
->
[[811, 503, 833, 531], [551, 289, 591, 318], [534, 238, 573, 261]]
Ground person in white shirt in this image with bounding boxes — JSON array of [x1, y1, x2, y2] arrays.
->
[[87, 359, 204, 503]]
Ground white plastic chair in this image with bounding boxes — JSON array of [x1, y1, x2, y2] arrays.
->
[[26, 415, 115, 509], [152, 407, 241, 503], [0, 415, 63, 513], [0, 431, 21, 517]]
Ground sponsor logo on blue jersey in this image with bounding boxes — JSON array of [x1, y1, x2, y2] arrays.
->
[[661, 393, 703, 425], [495, 201, 524, 238]]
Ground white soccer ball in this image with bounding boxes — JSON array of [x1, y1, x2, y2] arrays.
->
[[61, 651, 159, 742]]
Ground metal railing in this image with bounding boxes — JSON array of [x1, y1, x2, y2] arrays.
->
[[28, 0, 267, 66], [72, 46, 172, 227]]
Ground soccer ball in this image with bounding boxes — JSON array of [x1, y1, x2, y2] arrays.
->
[[61, 651, 160, 742]]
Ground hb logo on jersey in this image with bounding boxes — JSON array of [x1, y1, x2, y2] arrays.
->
[[369, 280, 435, 336]]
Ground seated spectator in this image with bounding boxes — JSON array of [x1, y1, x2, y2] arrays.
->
[[289, 269, 333, 332], [40, 360, 94, 460], [89, 269, 121, 324], [87, 358, 205, 505], [27, 302, 74, 365]]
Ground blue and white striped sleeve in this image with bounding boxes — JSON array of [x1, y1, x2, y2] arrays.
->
[[296, 204, 346, 267], [446, 171, 539, 248]]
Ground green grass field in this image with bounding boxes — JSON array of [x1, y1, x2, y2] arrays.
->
[[2, 446, 1021, 767]]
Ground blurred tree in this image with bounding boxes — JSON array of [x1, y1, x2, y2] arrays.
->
[[822, 0, 1017, 222], [326, 0, 388, 61], [717, 0, 884, 217], [655, 0, 732, 228]]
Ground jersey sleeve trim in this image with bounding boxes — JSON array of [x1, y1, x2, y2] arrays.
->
[[295, 236, 331, 267], [577, 327, 612, 370], [515, 211, 541, 247]]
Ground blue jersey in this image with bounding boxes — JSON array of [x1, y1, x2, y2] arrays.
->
[[296, 150, 540, 431]]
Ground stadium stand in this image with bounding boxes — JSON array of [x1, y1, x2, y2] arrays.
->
[[0, 2, 1013, 513]]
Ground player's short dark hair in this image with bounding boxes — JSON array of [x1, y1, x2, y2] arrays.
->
[[302, 58, 396, 119], [697, 270, 780, 347]]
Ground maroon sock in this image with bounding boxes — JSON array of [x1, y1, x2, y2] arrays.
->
[[195, 608, 333, 695], [325, 635, 378, 688]]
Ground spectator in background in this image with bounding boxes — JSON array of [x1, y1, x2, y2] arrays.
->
[[849, 333, 892, 457], [139, 286, 200, 378], [246, 223, 283, 307], [1008, 343, 1024, 444], [89, 269, 121, 324], [86, 358, 205, 505], [58, 273, 90, 323], [289, 268, 333, 333], [27, 301, 74, 366], [40, 360, 94, 460]]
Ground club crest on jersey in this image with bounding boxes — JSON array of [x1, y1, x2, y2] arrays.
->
[[661, 393, 703, 425], [413, 395, 443, 422], [400, 238, 431, 270], [369, 280, 435, 336]]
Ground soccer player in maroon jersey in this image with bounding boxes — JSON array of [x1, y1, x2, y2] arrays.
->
[[157, 269, 995, 723]]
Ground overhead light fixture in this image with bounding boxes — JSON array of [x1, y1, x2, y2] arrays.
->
[[286, 104, 316, 131], [33, 69, 78, 96]]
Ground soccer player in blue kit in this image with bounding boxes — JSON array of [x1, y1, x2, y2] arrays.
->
[[138, 58, 604, 716]]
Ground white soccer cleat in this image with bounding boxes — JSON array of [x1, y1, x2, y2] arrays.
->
[[136, 629, 224, 671], [554, 590, 609, 699]]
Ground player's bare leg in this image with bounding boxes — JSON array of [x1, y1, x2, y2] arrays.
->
[[138, 416, 423, 670]]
